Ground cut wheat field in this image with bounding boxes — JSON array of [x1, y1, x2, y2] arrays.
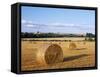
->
[[21, 37, 95, 71]]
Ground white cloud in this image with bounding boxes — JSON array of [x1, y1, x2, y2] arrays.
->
[[21, 19, 94, 31], [22, 19, 33, 24], [26, 24, 34, 27], [22, 19, 36, 28], [50, 22, 75, 27], [22, 20, 27, 24]]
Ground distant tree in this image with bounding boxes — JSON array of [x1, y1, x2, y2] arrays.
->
[[86, 33, 95, 37], [85, 33, 95, 41]]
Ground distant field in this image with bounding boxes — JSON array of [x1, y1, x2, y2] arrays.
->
[[21, 37, 95, 71], [22, 37, 86, 41]]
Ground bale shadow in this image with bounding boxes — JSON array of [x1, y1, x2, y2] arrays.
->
[[74, 48, 86, 50], [63, 54, 89, 62], [69, 48, 86, 50]]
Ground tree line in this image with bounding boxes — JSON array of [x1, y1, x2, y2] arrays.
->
[[21, 32, 95, 38]]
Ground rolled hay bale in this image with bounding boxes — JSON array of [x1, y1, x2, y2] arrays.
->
[[69, 42, 77, 49], [36, 44, 63, 66]]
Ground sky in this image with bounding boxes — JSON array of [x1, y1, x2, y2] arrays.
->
[[21, 6, 95, 34]]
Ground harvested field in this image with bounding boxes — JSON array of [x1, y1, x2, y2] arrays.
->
[[21, 37, 95, 71]]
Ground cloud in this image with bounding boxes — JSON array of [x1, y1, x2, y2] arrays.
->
[[52, 23, 74, 26], [22, 19, 37, 28], [22, 19, 33, 24], [26, 24, 35, 27], [21, 19, 94, 31], [22, 20, 27, 24], [49, 23, 74, 27], [22, 20, 75, 28], [51, 22, 94, 30]]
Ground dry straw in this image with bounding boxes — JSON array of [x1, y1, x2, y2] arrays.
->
[[69, 42, 77, 49], [36, 44, 63, 66]]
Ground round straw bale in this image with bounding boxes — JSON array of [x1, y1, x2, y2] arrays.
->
[[69, 42, 77, 49], [59, 42, 61, 44], [83, 42, 86, 45], [36, 44, 63, 66]]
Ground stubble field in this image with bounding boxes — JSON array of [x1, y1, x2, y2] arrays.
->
[[21, 37, 95, 71]]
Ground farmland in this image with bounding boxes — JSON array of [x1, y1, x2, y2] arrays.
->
[[21, 37, 95, 71]]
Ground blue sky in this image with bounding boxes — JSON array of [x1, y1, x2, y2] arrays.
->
[[21, 6, 95, 34]]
